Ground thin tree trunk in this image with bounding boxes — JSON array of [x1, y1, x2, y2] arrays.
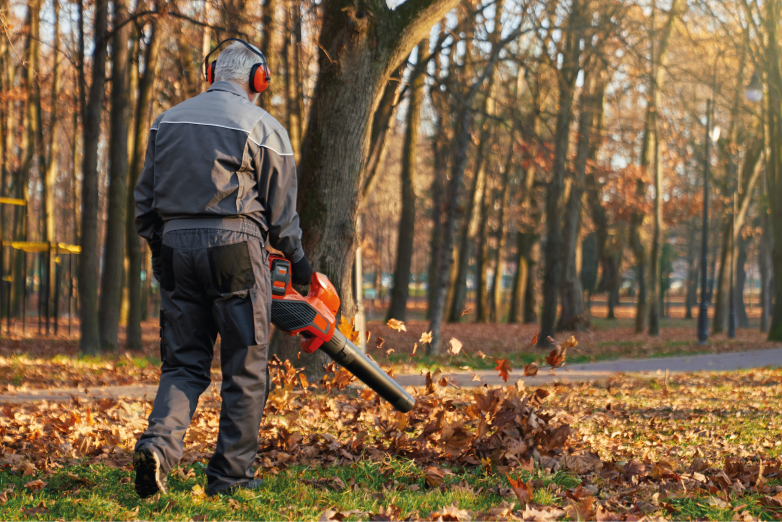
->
[[685, 218, 697, 319], [759, 206, 773, 332], [538, 0, 583, 347], [475, 163, 492, 322], [99, 0, 131, 351], [629, 0, 679, 334], [490, 146, 513, 323], [648, 126, 663, 335], [126, 17, 161, 350], [449, 81, 494, 323], [559, 66, 603, 331], [736, 233, 749, 328], [259, 0, 279, 111], [387, 41, 426, 322], [80, 0, 110, 355], [44, 0, 60, 243]]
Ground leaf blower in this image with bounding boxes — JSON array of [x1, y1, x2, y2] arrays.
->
[[268, 255, 416, 413]]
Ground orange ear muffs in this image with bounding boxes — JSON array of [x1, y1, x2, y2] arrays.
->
[[206, 61, 217, 85], [250, 63, 271, 93]]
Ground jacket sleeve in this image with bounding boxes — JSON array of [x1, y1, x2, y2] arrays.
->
[[134, 121, 163, 254], [251, 130, 305, 263]]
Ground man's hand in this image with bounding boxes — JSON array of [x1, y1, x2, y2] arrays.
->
[[152, 256, 162, 283], [291, 255, 313, 285], [149, 239, 162, 283]]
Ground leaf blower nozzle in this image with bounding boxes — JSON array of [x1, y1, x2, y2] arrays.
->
[[268, 255, 416, 413]]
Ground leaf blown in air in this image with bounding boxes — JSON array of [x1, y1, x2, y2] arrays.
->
[[386, 318, 406, 332], [494, 358, 512, 382]]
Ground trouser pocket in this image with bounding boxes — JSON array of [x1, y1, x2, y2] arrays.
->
[[207, 242, 255, 294]]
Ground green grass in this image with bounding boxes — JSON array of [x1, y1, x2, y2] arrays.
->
[[0, 459, 583, 521]]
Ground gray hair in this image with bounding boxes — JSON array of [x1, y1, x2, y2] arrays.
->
[[214, 42, 262, 84]]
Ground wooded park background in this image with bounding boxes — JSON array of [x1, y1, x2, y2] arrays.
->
[[0, 0, 781, 365]]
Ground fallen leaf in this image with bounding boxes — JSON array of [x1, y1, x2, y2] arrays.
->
[[411, 343, 419, 357], [530, 332, 539, 345], [22, 502, 49, 517], [476, 350, 486, 359], [419, 331, 433, 344], [429, 502, 471, 521], [523, 362, 538, 376], [506, 474, 532, 504], [23, 479, 45, 492], [448, 338, 463, 356]]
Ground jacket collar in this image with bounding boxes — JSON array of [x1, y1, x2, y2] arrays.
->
[[207, 80, 249, 101]]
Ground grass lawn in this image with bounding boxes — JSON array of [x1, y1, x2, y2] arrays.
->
[[2, 365, 782, 521]]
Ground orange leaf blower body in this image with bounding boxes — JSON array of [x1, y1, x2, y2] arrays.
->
[[269, 255, 415, 413]]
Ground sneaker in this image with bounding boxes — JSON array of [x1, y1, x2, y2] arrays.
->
[[210, 478, 264, 496], [133, 448, 168, 498]]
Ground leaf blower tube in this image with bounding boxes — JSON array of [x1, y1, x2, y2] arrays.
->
[[268, 255, 415, 413]]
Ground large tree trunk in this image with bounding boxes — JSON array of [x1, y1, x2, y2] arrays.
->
[[126, 18, 161, 350], [538, 1, 583, 347], [79, 0, 109, 355], [296, 0, 461, 365], [387, 42, 426, 322]]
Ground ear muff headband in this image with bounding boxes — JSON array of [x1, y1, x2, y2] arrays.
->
[[203, 38, 271, 93]]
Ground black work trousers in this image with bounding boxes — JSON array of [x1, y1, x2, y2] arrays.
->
[[134, 227, 271, 495]]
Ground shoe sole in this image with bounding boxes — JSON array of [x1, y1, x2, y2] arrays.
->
[[133, 449, 167, 498]]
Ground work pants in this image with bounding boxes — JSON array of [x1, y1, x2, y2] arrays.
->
[[134, 227, 271, 495]]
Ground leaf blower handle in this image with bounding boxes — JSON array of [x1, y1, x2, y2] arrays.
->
[[320, 329, 416, 413]]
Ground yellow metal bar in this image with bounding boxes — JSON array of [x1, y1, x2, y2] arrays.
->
[[8, 241, 80, 254], [0, 197, 26, 206]]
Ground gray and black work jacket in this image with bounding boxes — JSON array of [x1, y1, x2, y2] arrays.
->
[[134, 80, 304, 262]]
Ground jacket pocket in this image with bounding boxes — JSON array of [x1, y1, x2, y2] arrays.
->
[[208, 241, 255, 294], [160, 245, 176, 292]]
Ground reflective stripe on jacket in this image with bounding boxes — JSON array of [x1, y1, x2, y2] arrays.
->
[[134, 80, 304, 262]]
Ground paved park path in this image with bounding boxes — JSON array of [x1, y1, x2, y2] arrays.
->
[[2, 348, 781, 404]]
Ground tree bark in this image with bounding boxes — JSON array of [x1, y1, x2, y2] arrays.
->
[[126, 17, 161, 350], [538, 0, 583, 347], [296, 0, 460, 363], [559, 66, 604, 331], [648, 126, 662, 335], [284, 0, 303, 161], [490, 143, 513, 323], [387, 42, 426, 322], [736, 232, 749, 328], [713, 136, 763, 333], [759, 205, 773, 333], [44, 0, 61, 243], [628, 0, 679, 334], [80, 0, 110, 355], [474, 161, 492, 323], [259, 0, 280, 111], [684, 218, 697, 319], [99, 0, 131, 351]]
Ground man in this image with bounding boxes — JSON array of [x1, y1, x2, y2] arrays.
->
[[133, 41, 312, 497]]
